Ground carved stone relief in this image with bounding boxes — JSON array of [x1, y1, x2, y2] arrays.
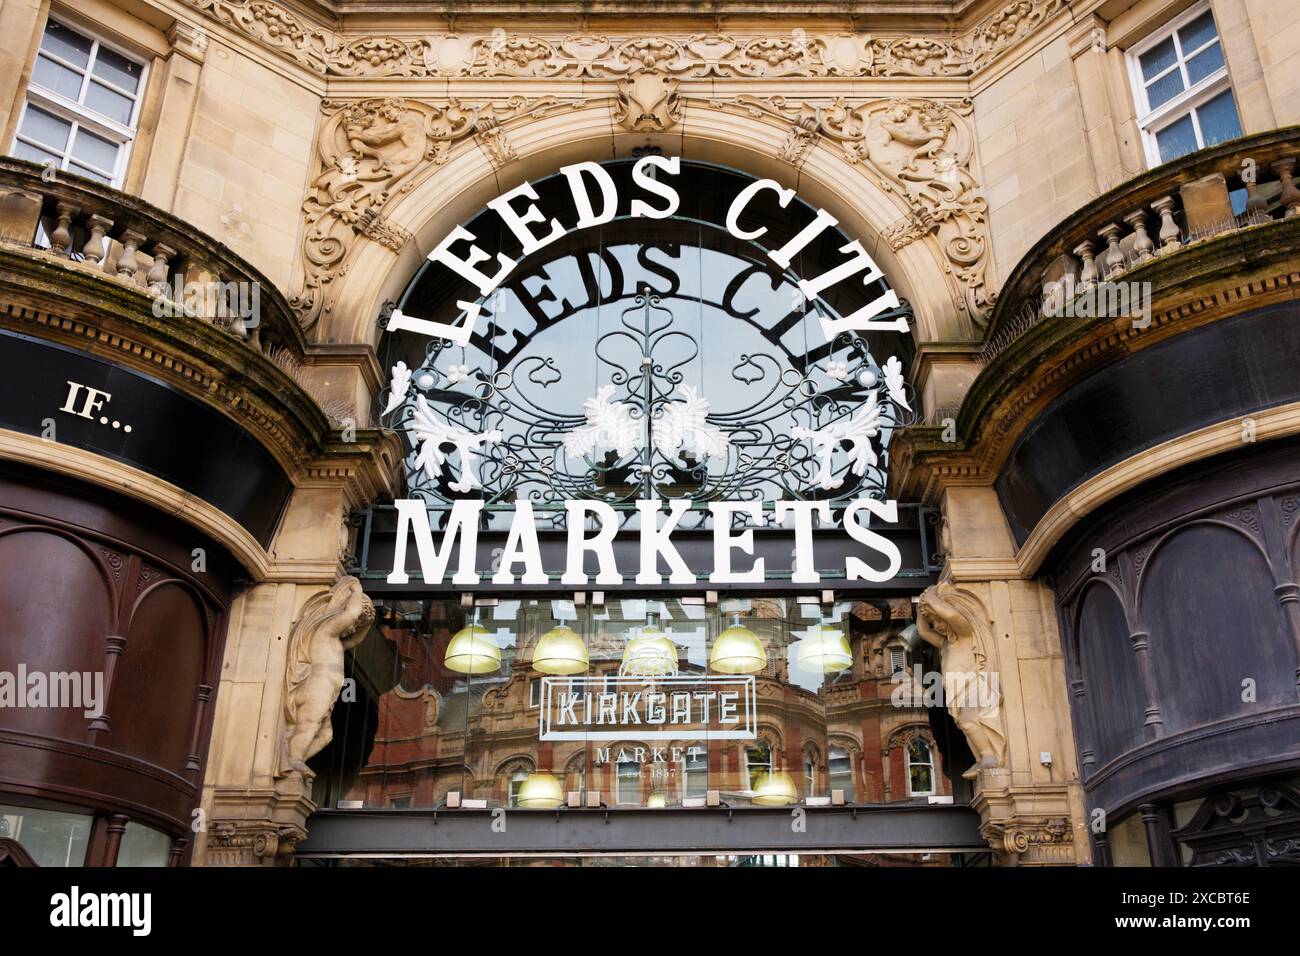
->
[[720, 96, 995, 325], [292, 95, 579, 329], [183, 0, 1066, 79]]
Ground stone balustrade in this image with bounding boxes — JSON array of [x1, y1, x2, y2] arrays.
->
[[982, 128, 1300, 363], [0, 158, 298, 351]]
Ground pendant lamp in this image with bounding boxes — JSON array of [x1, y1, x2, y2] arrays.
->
[[751, 770, 798, 806], [532, 624, 588, 675], [709, 613, 767, 674], [620, 613, 678, 677], [516, 771, 564, 809], [793, 624, 853, 674], [444, 613, 502, 675]]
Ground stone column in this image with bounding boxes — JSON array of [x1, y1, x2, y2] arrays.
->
[[1066, 14, 1145, 194], [139, 21, 208, 212], [921, 487, 1091, 865], [0, 0, 48, 149]]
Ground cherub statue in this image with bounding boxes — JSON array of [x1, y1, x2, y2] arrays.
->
[[277, 577, 375, 779]]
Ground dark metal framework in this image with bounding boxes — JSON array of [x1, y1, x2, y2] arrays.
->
[[297, 804, 987, 858]]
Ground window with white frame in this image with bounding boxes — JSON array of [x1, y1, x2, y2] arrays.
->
[[828, 746, 855, 801], [889, 645, 907, 675], [682, 748, 708, 798], [907, 738, 936, 797], [1127, 3, 1243, 167], [744, 742, 773, 792], [507, 769, 529, 807], [616, 758, 641, 805], [10, 17, 147, 186]]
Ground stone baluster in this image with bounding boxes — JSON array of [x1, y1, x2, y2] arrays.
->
[[1073, 240, 1098, 288], [81, 214, 113, 264], [49, 201, 79, 255], [1243, 156, 1268, 220], [1150, 195, 1181, 254], [147, 242, 176, 297], [1273, 158, 1300, 218], [1124, 208, 1154, 264], [116, 229, 146, 282], [1097, 222, 1125, 279]]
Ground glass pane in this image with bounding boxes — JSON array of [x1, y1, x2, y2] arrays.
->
[[85, 81, 134, 124], [40, 19, 92, 69], [11, 140, 61, 165], [32, 54, 84, 99], [1185, 41, 1225, 86], [1138, 36, 1177, 82], [1178, 10, 1218, 54], [0, 803, 92, 866], [116, 821, 171, 866], [20, 105, 71, 151], [1145, 67, 1186, 110], [1197, 89, 1243, 147], [67, 161, 111, 184], [70, 127, 119, 173], [1155, 112, 1198, 163], [92, 46, 143, 94]]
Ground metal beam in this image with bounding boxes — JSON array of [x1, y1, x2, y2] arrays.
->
[[296, 805, 987, 858]]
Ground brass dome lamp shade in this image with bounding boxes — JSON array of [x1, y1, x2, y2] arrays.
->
[[709, 613, 767, 674], [531, 624, 588, 675], [646, 792, 667, 809], [793, 625, 853, 674], [620, 612, 679, 677], [751, 770, 798, 806], [516, 771, 564, 809], [443, 612, 502, 675]]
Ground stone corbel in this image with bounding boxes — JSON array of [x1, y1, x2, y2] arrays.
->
[[975, 782, 1083, 865]]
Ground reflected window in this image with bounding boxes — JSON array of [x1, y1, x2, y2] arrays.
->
[[683, 749, 708, 799], [889, 645, 906, 675], [828, 747, 855, 801], [508, 770, 528, 808], [804, 752, 817, 794], [616, 759, 641, 805], [745, 743, 773, 792], [1128, 3, 1242, 167], [907, 739, 935, 797]]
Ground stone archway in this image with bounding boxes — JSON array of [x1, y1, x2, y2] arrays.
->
[[297, 89, 994, 353]]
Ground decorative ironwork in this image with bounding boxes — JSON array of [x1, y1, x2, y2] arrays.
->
[[383, 290, 917, 527]]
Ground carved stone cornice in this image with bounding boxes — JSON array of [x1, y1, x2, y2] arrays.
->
[[205, 782, 318, 866], [180, 0, 1067, 80]]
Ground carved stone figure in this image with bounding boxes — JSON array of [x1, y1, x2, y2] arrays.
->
[[915, 582, 1007, 779], [277, 577, 375, 779], [615, 73, 683, 131]]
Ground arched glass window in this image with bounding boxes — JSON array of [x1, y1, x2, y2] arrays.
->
[[383, 160, 916, 530], [907, 738, 935, 796]]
